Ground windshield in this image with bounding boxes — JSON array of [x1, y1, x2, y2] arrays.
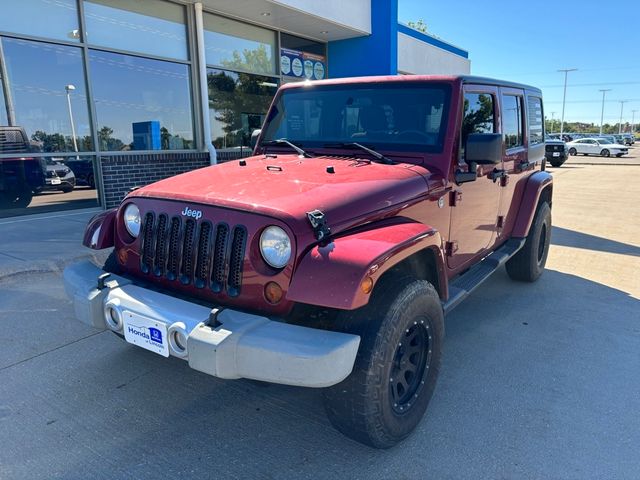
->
[[261, 83, 451, 153]]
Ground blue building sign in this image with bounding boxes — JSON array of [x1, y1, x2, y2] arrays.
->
[[132, 121, 161, 150]]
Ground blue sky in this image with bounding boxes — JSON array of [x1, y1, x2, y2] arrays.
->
[[399, 0, 640, 127]]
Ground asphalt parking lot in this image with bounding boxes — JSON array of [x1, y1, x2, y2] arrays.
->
[[0, 162, 639, 479]]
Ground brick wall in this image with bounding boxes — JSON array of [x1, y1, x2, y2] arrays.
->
[[100, 152, 210, 208]]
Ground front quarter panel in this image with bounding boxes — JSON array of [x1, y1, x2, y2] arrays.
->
[[287, 220, 443, 310], [82, 208, 116, 249]]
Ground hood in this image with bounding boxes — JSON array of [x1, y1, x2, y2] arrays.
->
[[132, 154, 431, 232]]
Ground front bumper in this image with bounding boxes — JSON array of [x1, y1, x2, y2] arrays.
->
[[63, 261, 360, 388]]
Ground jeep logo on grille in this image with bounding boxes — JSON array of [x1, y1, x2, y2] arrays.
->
[[181, 207, 202, 220]]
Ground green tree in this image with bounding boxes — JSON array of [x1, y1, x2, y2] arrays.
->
[[407, 19, 428, 33], [98, 125, 125, 151]]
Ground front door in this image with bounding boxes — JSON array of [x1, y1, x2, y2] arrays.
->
[[447, 86, 502, 270]]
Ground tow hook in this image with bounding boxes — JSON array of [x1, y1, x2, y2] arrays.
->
[[306, 209, 332, 245], [97, 272, 111, 290]]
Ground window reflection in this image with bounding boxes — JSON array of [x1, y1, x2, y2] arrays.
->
[[207, 69, 278, 154], [89, 50, 194, 151], [502, 95, 523, 149], [0, 37, 92, 152], [461, 92, 494, 158], [204, 15, 276, 75], [0, 0, 80, 43], [84, 0, 188, 61]]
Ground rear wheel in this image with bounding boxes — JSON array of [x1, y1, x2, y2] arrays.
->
[[568, 147, 577, 156], [506, 202, 551, 282], [323, 278, 444, 449], [0, 189, 33, 209], [601, 149, 610, 157]]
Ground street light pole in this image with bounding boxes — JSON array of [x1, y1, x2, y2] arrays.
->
[[598, 89, 611, 135], [65, 84, 79, 154], [618, 100, 628, 134], [558, 68, 577, 140], [551, 112, 556, 133], [632, 110, 637, 137]]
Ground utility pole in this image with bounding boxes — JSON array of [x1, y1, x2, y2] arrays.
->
[[551, 112, 556, 133], [632, 110, 637, 136], [558, 68, 577, 140], [65, 84, 79, 155], [618, 100, 628, 134], [598, 89, 611, 135]]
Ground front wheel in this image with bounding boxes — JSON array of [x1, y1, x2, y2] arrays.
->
[[550, 161, 564, 168], [601, 149, 610, 157], [506, 202, 551, 282], [616, 153, 623, 158], [568, 148, 577, 156], [323, 278, 444, 449]]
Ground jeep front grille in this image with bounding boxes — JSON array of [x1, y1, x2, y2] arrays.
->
[[139, 213, 247, 297]]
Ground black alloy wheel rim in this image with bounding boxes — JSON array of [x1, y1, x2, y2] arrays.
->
[[390, 319, 431, 414], [537, 223, 547, 264]]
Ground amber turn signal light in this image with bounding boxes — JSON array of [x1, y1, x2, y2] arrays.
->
[[117, 248, 128, 265], [264, 281, 283, 304], [360, 277, 374, 295]]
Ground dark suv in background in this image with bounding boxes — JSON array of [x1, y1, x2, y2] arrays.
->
[[544, 136, 568, 167], [0, 126, 45, 209]]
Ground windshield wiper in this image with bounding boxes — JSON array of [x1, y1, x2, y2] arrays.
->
[[323, 142, 395, 165], [262, 138, 312, 158]]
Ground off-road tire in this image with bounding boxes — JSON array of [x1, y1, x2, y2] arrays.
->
[[323, 278, 444, 449], [601, 149, 610, 157], [568, 147, 577, 156], [506, 201, 551, 282]]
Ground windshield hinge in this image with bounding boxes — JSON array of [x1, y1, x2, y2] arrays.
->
[[306, 209, 332, 244]]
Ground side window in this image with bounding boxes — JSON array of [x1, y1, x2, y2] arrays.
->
[[461, 92, 494, 157], [528, 96, 544, 145], [502, 94, 523, 149]]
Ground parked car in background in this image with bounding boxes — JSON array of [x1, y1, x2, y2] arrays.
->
[[621, 134, 634, 145], [545, 136, 568, 167], [0, 126, 45, 209], [66, 157, 96, 189], [567, 138, 629, 157], [42, 158, 75, 193]]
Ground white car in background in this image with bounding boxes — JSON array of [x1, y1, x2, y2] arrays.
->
[[566, 138, 629, 157]]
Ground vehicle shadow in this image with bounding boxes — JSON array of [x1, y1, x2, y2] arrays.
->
[[45, 268, 640, 479], [552, 226, 640, 257]]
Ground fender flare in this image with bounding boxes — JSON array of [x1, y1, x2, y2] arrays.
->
[[512, 171, 553, 238], [287, 219, 446, 310], [82, 208, 116, 249]]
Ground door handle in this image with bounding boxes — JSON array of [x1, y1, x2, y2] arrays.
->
[[490, 168, 506, 183]]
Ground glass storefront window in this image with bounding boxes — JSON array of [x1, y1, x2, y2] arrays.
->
[[0, 37, 92, 152], [0, 0, 80, 43], [84, 0, 188, 61], [204, 14, 276, 75], [89, 50, 194, 151], [207, 68, 277, 152]]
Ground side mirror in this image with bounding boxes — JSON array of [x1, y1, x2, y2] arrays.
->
[[250, 129, 261, 149], [465, 133, 502, 165]]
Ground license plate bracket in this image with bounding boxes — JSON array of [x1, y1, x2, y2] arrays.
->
[[123, 311, 169, 357]]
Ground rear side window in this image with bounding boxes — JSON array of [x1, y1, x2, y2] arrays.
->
[[528, 96, 544, 145], [502, 94, 523, 149], [461, 92, 494, 157]]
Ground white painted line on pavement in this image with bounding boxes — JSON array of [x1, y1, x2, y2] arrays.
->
[[0, 208, 101, 226]]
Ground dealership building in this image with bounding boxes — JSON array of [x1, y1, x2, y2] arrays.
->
[[0, 0, 469, 211]]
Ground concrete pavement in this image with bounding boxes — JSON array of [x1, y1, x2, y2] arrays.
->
[[0, 165, 639, 479]]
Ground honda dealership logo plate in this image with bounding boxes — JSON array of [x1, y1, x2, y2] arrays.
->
[[123, 311, 169, 357]]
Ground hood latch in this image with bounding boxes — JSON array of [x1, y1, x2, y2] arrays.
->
[[306, 209, 332, 244]]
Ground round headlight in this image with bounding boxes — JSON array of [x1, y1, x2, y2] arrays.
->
[[123, 203, 141, 238], [260, 226, 291, 268]]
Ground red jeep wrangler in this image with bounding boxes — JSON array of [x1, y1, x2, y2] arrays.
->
[[64, 75, 552, 448]]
